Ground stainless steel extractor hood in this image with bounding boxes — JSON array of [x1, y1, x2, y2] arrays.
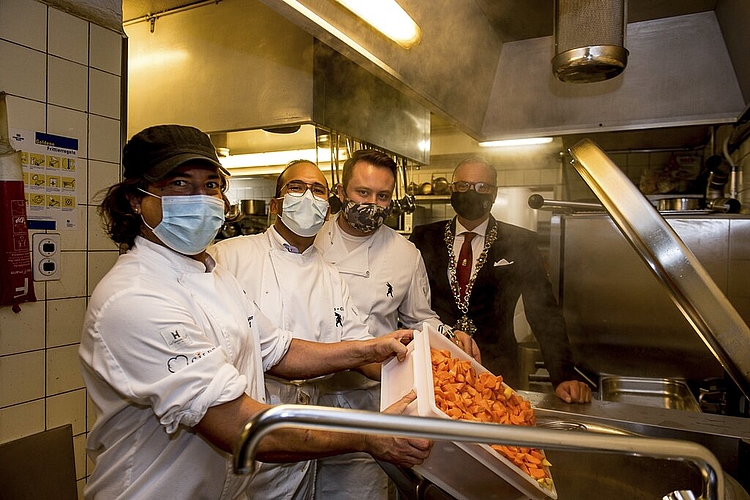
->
[[124, 0, 429, 162]]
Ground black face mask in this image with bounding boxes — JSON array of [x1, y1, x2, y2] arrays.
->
[[451, 191, 493, 220]]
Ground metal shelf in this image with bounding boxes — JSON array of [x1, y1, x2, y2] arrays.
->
[[413, 195, 451, 201]]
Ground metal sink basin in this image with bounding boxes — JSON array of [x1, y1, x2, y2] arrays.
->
[[536, 413, 749, 500]]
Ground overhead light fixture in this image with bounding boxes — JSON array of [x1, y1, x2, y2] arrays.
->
[[478, 137, 554, 148], [335, 0, 422, 48], [219, 148, 350, 171]]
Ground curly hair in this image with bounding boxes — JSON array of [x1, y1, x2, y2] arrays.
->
[[96, 172, 231, 250]]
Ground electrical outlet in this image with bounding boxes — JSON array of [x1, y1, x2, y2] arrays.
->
[[32, 233, 61, 281]]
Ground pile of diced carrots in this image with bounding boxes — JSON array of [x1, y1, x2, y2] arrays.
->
[[430, 348, 553, 489]]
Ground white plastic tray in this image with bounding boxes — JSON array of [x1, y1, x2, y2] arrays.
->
[[381, 325, 557, 500]]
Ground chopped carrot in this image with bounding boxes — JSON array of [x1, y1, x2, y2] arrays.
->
[[430, 348, 553, 487]]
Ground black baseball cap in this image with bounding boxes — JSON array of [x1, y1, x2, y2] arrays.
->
[[123, 124, 230, 181]]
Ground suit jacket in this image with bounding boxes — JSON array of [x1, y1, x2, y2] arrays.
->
[[410, 216, 577, 388]]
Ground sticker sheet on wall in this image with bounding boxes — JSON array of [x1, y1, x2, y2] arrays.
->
[[9, 129, 80, 230]]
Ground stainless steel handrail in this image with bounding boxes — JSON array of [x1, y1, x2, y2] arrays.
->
[[233, 404, 724, 500], [567, 139, 750, 401]]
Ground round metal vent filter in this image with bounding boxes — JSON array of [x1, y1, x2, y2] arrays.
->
[[553, 0, 629, 83]]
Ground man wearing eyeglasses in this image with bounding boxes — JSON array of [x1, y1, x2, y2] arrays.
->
[[410, 156, 592, 405], [210, 160, 417, 499]]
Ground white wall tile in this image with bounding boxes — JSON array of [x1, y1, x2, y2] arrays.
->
[[87, 206, 118, 251], [0, 400, 45, 444], [88, 115, 120, 163], [46, 389, 86, 436], [73, 433, 87, 480], [48, 55, 88, 111], [86, 393, 96, 432], [4, 95, 45, 134], [0, 0, 47, 51], [87, 251, 119, 295], [505, 170, 524, 186], [46, 344, 84, 395], [0, 39, 46, 100], [90, 24, 122, 76], [0, 350, 45, 407], [48, 6, 88, 65], [60, 206, 88, 251], [540, 168, 560, 187], [46, 251, 86, 300], [89, 69, 120, 119], [31, 275, 46, 301], [495, 170, 507, 187], [523, 168, 541, 187], [47, 297, 86, 347], [47, 105, 88, 160], [73, 157, 88, 206], [0, 300, 45, 356], [88, 160, 120, 204]]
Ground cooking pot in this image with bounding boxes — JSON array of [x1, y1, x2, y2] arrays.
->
[[656, 196, 705, 212], [419, 182, 433, 195], [241, 199, 266, 216], [432, 177, 450, 195]]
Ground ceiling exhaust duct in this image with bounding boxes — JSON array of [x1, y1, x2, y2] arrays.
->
[[552, 0, 629, 83]]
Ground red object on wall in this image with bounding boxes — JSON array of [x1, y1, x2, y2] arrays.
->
[[0, 92, 36, 311]]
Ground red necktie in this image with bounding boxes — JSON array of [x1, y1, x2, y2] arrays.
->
[[457, 232, 476, 299]]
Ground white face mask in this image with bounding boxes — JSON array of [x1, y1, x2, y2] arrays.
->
[[139, 189, 225, 254], [279, 190, 329, 237]]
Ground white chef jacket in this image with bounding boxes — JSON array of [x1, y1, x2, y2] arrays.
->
[[315, 214, 443, 338], [209, 226, 372, 500], [79, 236, 291, 500], [312, 215, 444, 500]]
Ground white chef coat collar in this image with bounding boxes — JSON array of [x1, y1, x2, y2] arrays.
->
[[268, 225, 316, 255], [455, 217, 489, 238], [133, 235, 215, 273]]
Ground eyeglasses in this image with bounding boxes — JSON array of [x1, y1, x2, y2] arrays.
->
[[283, 180, 329, 199], [450, 181, 496, 195]]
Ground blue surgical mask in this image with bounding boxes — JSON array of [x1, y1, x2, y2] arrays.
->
[[279, 190, 329, 237], [138, 189, 225, 255]]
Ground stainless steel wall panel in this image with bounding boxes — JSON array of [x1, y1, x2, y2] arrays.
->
[[555, 214, 750, 382]]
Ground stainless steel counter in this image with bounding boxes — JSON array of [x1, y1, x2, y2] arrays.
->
[[522, 390, 750, 495]]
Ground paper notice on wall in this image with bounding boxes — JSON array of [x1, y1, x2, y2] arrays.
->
[[9, 129, 80, 230]]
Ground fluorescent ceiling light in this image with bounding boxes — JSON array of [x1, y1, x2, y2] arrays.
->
[[336, 0, 422, 48], [219, 148, 349, 169], [478, 137, 554, 148]]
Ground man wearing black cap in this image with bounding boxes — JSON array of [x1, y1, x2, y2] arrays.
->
[[79, 125, 431, 500]]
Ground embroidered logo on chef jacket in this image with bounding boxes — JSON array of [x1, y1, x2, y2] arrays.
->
[[334, 306, 344, 328], [167, 347, 217, 373], [386, 282, 393, 298], [160, 328, 194, 349], [167, 355, 189, 373]]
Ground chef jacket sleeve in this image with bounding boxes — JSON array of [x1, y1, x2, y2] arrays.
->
[[396, 250, 444, 331], [85, 289, 248, 434], [249, 301, 294, 372]]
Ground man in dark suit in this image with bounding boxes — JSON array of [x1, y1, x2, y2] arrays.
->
[[410, 156, 591, 403]]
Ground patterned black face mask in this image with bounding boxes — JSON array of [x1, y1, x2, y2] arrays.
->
[[342, 199, 392, 234]]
